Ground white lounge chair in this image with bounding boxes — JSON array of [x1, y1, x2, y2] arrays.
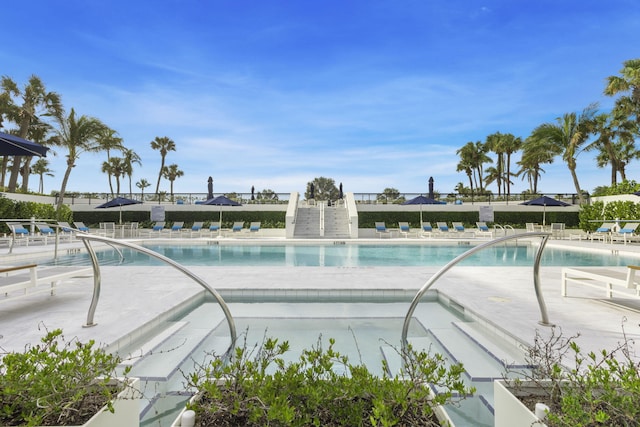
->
[[398, 222, 413, 238], [475, 222, 493, 238], [421, 222, 434, 238], [249, 222, 261, 234], [611, 223, 640, 245], [589, 222, 615, 243], [190, 221, 204, 237], [375, 222, 390, 238]]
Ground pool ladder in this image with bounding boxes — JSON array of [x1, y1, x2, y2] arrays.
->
[[74, 233, 237, 357], [402, 232, 553, 350]]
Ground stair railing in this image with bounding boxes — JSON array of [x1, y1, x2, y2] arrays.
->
[[401, 232, 553, 350], [76, 233, 237, 356]]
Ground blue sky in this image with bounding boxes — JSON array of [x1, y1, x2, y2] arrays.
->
[[2, 0, 639, 197]]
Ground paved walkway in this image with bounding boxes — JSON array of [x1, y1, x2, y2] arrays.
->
[[1, 237, 639, 362]]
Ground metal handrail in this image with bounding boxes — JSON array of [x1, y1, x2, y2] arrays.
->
[[401, 232, 553, 350], [75, 233, 237, 356]]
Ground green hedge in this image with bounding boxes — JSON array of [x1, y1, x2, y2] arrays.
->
[[358, 211, 580, 229], [72, 210, 287, 230], [0, 196, 72, 234]]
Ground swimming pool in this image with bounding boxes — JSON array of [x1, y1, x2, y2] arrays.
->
[[45, 241, 640, 267]]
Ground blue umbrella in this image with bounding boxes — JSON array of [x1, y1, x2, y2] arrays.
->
[[0, 131, 49, 157], [403, 195, 445, 223], [96, 196, 141, 224], [521, 196, 570, 226], [202, 195, 241, 225]]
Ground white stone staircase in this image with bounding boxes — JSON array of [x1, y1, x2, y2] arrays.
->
[[293, 205, 351, 238]]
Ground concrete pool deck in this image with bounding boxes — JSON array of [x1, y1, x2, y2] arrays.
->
[[1, 237, 640, 362]]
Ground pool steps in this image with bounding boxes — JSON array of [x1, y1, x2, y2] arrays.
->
[[120, 302, 527, 427]]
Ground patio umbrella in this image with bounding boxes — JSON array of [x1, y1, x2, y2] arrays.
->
[[96, 196, 141, 224], [403, 195, 445, 223], [202, 195, 241, 225], [520, 196, 570, 226], [0, 131, 49, 157]]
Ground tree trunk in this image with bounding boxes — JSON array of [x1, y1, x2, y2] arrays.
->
[[56, 165, 74, 214], [20, 156, 33, 192], [7, 156, 22, 191], [568, 166, 585, 205]]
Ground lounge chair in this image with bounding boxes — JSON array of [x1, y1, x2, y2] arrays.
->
[[73, 221, 91, 233], [475, 222, 493, 238], [249, 222, 261, 234], [398, 222, 413, 238], [436, 222, 450, 236], [208, 222, 221, 236], [190, 221, 204, 237], [589, 222, 615, 243], [451, 222, 469, 236], [57, 221, 75, 240], [375, 222, 390, 238], [611, 223, 640, 245], [169, 221, 184, 237], [7, 222, 34, 246], [231, 222, 245, 233], [421, 222, 434, 238], [35, 223, 57, 244]]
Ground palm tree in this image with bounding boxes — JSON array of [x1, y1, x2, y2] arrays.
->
[[96, 128, 123, 194], [150, 136, 176, 195], [529, 104, 598, 204], [136, 178, 151, 202], [586, 113, 638, 185], [0, 75, 62, 192], [52, 108, 108, 213], [102, 157, 125, 195], [456, 141, 492, 195], [604, 58, 640, 124], [122, 148, 141, 198], [30, 158, 54, 194], [516, 136, 554, 194], [161, 164, 183, 202]]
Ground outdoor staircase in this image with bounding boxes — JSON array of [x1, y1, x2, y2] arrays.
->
[[293, 205, 351, 238]]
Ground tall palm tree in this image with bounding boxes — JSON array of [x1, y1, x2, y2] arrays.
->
[[456, 141, 492, 195], [122, 148, 141, 198], [136, 178, 151, 202], [516, 136, 554, 194], [161, 164, 183, 202], [604, 58, 640, 124], [150, 136, 176, 195], [52, 108, 108, 213], [586, 112, 638, 185], [530, 105, 598, 204], [102, 157, 125, 195], [96, 128, 123, 194], [485, 133, 505, 196], [30, 158, 54, 194], [0, 75, 62, 192]]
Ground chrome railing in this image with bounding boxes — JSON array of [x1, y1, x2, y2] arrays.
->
[[75, 233, 237, 356], [401, 232, 553, 350]]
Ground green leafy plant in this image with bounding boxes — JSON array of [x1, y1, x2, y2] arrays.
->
[[0, 327, 131, 426], [506, 323, 640, 426], [184, 334, 473, 426]]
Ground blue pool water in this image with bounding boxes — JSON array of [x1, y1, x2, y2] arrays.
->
[[45, 242, 639, 267]]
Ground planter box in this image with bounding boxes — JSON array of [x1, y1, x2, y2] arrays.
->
[[494, 379, 550, 427], [37, 377, 141, 427], [171, 388, 456, 426]]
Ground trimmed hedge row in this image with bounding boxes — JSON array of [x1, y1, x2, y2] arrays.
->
[[72, 210, 287, 229], [358, 211, 580, 229]]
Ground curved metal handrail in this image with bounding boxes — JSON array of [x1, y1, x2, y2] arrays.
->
[[76, 233, 237, 356], [401, 232, 553, 349]]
